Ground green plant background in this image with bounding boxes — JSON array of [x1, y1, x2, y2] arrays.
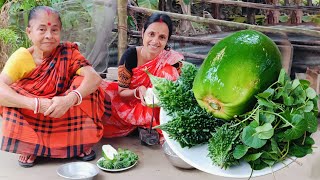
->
[[0, 0, 93, 70]]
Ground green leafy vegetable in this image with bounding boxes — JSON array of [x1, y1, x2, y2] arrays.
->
[[98, 148, 138, 169], [242, 125, 267, 149], [156, 111, 222, 148], [151, 64, 318, 172], [147, 61, 200, 116], [234, 69, 318, 170], [233, 145, 250, 159], [149, 62, 224, 148]]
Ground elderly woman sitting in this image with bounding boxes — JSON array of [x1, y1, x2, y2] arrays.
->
[[0, 6, 111, 167]]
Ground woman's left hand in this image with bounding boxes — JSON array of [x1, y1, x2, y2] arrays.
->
[[136, 86, 147, 106], [44, 95, 76, 118]]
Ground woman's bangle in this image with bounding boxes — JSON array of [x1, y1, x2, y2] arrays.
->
[[34, 98, 40, 114], [70, 90, 82, 106], [134, 87, 141, 100]]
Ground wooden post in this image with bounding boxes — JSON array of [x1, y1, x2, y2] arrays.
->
[[307, 0, 312, 6], [159, 0, 166, 11], [117, 0, 128, 63], [278, 43, 293, 75], [290, 0, 303, 25], [266, 0, 280, 25], [245, 0, 256, 25], [211, 3, 220, 19], [284, 0, 289, 5]]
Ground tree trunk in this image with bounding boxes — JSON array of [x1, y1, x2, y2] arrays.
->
[[179, 0, 196, 35], [307, 0, 312, 6], [284, 0, 289, 5], [117, 0, 128, 63], [211, 3, 220, 19], [158, 0, 166, 11], [166, 0, 174, 12]]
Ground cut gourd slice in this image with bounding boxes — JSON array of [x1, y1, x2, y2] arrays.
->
[[102, 144, 118, 160], [144, 88, 159, 107]]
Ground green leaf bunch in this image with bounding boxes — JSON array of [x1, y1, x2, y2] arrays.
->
[[136, 0, 158, 10], [0, 28, 19, 49], [233, 69, 318, 170], [156, 111, 223, 148], [98, 148, 139, 169], [147, 61, 201, 117], [9, 0, 52, 14], [150, 62, 224, 148], [0, 0, 5, 9]]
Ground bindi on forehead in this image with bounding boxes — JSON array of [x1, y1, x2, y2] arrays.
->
[[47, 22, 51, 26]]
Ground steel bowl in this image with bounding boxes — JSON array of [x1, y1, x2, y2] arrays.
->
[[57, 162, 99, 180], [162, 141, 195, 169]]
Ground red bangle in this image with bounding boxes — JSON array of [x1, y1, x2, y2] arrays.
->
[[70, 90, 82, 106]]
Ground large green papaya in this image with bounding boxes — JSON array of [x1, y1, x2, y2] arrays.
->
[[193, 30, 282, 120]]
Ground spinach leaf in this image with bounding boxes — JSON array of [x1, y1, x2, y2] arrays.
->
[[233, 145, 250, 159], [242, 125, 267, 149]]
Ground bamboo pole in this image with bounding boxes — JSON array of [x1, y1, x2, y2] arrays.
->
[[130, 30, 318, 55], [130, 30, 320, 47], [117, 0, 128, 63], [129, 5, 320, 37], [203, 0, 320, 12], [180, 52, 206, 60], [130, 33, 220, 45], [207, 0, 276, 10]]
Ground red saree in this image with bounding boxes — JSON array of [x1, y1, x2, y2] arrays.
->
[[0, 42, 111, 158], [102, 50, 184, 138]]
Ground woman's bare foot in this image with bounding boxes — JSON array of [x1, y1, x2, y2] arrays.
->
[[18, 154, 36, 168], [77, 148, 96, 161], [78, 148, 92, 157]]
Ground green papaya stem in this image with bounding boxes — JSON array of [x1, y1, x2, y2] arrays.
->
[[269, 81, 279, 89], [237, 103, 259, 118], [272, 101, 285, 112], [279, 143, 286, 157], [302, 132, 306, 145], [273, 118, 282, 129], [231, 105, 260, 127], [277, 146, 283, 157], [296, 97, 310, 111], [260, 110, 293, 127], [280, 141, 290, 160]]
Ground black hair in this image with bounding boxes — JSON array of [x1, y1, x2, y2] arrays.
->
[[143, 13, 173, 50], [28, 6, 62, 27]]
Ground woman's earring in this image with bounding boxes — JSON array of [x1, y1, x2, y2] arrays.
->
[[164, 44, 171, 51]]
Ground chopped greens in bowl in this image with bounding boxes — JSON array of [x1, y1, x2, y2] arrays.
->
[[97, 148, 138, 170]]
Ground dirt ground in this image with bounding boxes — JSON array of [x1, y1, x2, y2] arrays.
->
[[0, 117, 320, 180]]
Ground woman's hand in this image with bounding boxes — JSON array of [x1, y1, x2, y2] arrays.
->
[[38, 98, 53, 114], [43, 94, 77, 118], [136, 86, 147, 106]]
